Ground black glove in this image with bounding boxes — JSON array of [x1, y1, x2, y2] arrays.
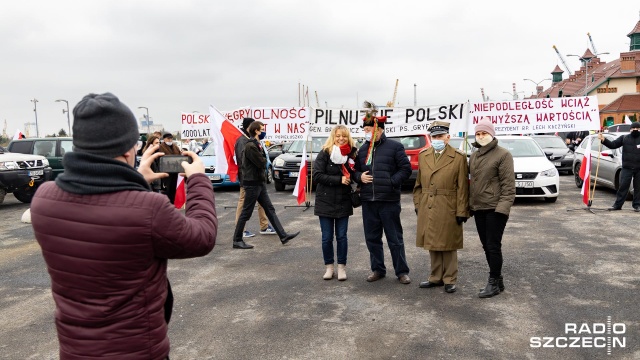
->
[[415, 208, 418, 215], [456, 216, 468, 225]]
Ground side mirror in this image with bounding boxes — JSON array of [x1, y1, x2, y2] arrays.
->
[[567, 144, 576, 152], [544, 152, 553, 159]]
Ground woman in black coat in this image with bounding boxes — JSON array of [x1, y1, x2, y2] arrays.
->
[[313, 125, 357, 281]]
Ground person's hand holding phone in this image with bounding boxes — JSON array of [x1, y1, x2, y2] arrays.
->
[[138, 144, 169, 184], [180, 151, 205, 178]]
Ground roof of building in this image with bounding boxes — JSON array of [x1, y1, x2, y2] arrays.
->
[[627, 20, 640, 37], [599, 94, 640, 113]]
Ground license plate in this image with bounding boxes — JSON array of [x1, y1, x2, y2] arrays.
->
[[29, 170, 43, 176], [553, 162, 561, 167], [208, 175, 221, 181], [289, 172, 299, 177], [515, 181, 534, 188]]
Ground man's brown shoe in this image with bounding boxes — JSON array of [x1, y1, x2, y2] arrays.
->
[[398, 274, 411, 284], [366, 272, 385, 282]]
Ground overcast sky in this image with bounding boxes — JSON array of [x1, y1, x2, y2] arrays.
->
[[2, 1, 639, 137]]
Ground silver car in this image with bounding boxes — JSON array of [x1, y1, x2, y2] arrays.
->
[[572, 132, 634, 199]]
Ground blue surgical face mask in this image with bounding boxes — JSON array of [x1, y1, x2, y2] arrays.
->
[[432, 139, 446, 151], [365, 133, 372, 142], [259, 131, 266, 140]]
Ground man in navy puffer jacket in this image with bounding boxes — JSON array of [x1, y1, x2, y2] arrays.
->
[[355, 115, 412, 284]]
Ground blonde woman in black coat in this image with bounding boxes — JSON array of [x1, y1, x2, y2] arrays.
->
[[313, 125, 357, 281]]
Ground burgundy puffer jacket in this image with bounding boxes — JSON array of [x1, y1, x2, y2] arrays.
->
[[30, 173, 217, 360]]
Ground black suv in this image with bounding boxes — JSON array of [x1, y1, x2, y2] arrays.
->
[[8, 137, 73, 180], [272, 137, 326, 191], [0, 145, 53, 203]]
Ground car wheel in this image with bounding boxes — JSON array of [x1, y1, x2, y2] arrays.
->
[[266, 166, 274, 184], [13, 188, 36, 203], [574, 163, 583, 188], [0, 188, 6, 204], [544, 197, 558, 203], [274, 179, 285, 191]]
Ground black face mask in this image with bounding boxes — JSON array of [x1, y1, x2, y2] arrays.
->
[[631, 130, 640, 138]]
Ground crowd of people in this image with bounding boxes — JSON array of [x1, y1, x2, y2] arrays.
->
[[29, 92, 638, 358]]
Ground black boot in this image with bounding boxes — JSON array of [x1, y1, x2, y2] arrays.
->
[[497, 275, 505, 292], [478, 278, 500, 298]]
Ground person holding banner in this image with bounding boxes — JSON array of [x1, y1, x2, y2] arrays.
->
[[598, 122, 640, 212], [355, 102, 412, 284], [413, 121, 469, 294], [232, 121, 300, 249], [313, 125, 358, 281], [469, 118, 515, 298]]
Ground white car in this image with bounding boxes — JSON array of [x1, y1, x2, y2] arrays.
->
[[496, 136, 560, 202]]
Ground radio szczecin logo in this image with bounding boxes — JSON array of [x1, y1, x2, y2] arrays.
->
[[530, 316, 626, 355]]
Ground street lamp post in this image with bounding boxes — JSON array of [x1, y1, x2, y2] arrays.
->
[[55, 99, 71, 136], [138, 106, 149, 135], [30, 98, 39, 137], [567, 52, 609, 95], [523, 78, 551, 95]]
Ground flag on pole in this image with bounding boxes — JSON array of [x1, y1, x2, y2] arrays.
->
[[13, 129, 24, 140], [578, 136, 593, 206], [624, 115, 632, 124], [292, 142, 308, 205], [174, 174, 186, 209], [210, 105, 243, 182]]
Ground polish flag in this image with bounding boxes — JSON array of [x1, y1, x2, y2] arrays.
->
[[210, 105, 243, 182], [175, 175, 186, 209], [624, 115, 632, 124], [579, 136, 593, 205], [13, 129, 24, 140], [292, 141, 308, 204]]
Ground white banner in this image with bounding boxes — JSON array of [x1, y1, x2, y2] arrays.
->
[[180, 113, 211, 139], [468, 96, 600, 135], [310, 103, 469, 137], [221, 107, 309, 141]]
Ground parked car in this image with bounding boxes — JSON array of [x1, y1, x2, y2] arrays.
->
[[0, 145, 53, 203], [267, 142, 291, 162], [8, 137, 72, 180], [497, 136, 560, 202], [449, 136, 474, 157], [199, 141, 273, 188], [387, 134, 431, 188], [572, 132, 634, 200], [605, 123, 632, 133], [531, 134, 574, 174], [272, 137, 326, 191]]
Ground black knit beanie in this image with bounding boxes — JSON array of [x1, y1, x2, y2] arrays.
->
[[72, 93, 139, 158], [631, 122, 640, 129], [242, 117, 255, 130]]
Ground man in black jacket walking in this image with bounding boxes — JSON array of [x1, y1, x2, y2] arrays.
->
[[354, 111, 412, 284], [599, 122, 640, 211]]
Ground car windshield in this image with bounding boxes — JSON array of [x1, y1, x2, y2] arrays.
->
[[532, 136, 566, 149], [287, 137, 327, 153], [201, 143, 216, 156], [500, 139, 545, 157], [389, 135, 426, 150]]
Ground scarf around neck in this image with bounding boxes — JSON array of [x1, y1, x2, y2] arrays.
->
[[56, 151, 151, 195]]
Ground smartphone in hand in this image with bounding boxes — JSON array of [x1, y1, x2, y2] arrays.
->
[[157, 155, 193, 173]]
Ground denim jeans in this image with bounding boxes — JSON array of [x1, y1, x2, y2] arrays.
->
[[319, 216, 349, 265], [613, 167, 640, 209], [361, 201, 410, 277]]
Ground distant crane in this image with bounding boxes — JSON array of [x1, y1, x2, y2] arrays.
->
[[2, 120, 7, 138], [480, 88, 488, 102], [553, 45, 572, 74], [587, 32, 599, 55], [24, 122, 36, 138], [315, 91, 320, 108], [387, 79, 399, 108]]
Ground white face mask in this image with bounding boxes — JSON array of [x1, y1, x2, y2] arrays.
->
[[475, 135, 493, 146], [365, 133, 372, 142], [165, 141, 173, 146]]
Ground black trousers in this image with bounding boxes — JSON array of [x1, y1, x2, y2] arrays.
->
[[473, 209, 508, 278], [613, 167, 640, 209], [233, 183, 286, 242]]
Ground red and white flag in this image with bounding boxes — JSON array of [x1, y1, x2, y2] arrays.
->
[[578, 136, 593, 205], [292, 142, 308, 204], [210, 105, 243, 182], [13, 129, 24, 140], [175, 174, 186, 209]]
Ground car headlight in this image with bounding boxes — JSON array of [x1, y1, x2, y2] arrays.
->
[[274, 158, 285, 167], [0, 161, 19, 171], [539, 168, 557, 177], [42, 159, 49, 166]]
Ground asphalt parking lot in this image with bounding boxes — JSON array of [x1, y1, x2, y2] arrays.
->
[[0, 174, 638, 359]]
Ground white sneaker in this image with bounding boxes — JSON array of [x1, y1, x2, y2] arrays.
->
[[259, 225, 277, 235]]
